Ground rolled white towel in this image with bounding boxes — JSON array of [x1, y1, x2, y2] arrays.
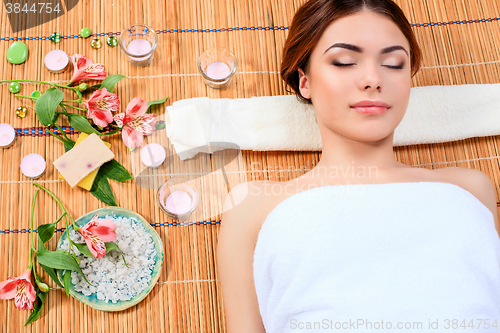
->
[[165, 83, 500, 160]]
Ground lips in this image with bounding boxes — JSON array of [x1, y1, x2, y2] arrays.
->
[[351, 100, 390, 115]]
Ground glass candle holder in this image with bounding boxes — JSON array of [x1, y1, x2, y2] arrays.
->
[[157, 177, 199, 220], [197, 47, 237, 89], [119, 24, 158, 67]]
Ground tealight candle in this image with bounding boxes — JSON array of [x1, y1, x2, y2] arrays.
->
[[44, 50, 69, 73], [165, 190, 193, 215], [140, 143, 166, 167], [197, 47, 237, 89], [205, 61, 231, 80], [20, 153, 46, 179], [119, 25, 158, 67], [127, 39, 152, 61], [0, 123, 16, 148]]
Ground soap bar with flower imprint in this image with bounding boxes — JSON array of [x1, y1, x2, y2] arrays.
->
[[53, 133, 115, 187]]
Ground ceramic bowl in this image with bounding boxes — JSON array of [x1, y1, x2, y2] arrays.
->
[[56, 207, 164, 311]]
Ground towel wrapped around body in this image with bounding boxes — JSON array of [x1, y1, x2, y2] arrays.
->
[[253, 182, 500, 332], [165, 83, 500, 160]]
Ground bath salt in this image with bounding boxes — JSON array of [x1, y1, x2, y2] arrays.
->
[[60, 215, 157, 303]]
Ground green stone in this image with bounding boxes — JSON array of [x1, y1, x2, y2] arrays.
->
[[49, 32, 61, 43], [80, 27, 92, 38], [6, 42, 28, 64], [106, 36, 118, 47], [9, 82, 21, 93], [31, 90, 41, 98], [90, 38, 102, 49], [16, 106, 28, 118]]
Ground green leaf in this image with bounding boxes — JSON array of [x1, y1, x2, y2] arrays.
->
[[63, 270, 71, 296], [90, 175, 117, 206], [106, 241, 129, 268], [100, 74, 126, 93], [63, 139, 76, 152], [98, 159, 134, 182], [36, 250, 91, 285], [68, 114, 99, 134], [37, 222, 58, 244], [39, 263, 63, 288], [147, 97, 168, 111], [24, 290, 48, 326], [37, 235, 47, 251], [74, 242, 93, 257], [35, 88, 64, 126], [155, 123, 166, 131]]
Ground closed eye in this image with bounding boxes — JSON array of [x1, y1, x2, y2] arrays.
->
[[333, 62, 355, 67], [383, 64, 404, 69]]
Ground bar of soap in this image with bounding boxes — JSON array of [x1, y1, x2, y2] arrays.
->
[[59, 133, 111, 190], [54, 133, 115, 187]]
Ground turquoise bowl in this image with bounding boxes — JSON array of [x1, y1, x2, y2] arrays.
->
[[56, 207, 164, 311]]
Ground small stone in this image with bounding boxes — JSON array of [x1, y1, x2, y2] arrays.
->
[[49, 32, 61, 43], [31, 90, 41, 98], [9, 82, 21, 93], [16, 106, 28, 118], [6, 42, 28, 64], [90, 38, 102, 49], [106, 36, 118, 47], [80, 27, 92, 38]]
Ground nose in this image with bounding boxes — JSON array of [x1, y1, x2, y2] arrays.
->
[[361, 62, 382, 92]]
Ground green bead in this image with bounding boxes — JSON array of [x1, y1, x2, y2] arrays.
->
[[6, 42, 28, 64], [80, 27, 92, 38], [31, 90, 41, 98], [9, 82, 21, 93], [16, 106, 28, 118], [90, 38, 102, 49], [49, 32, 61, 43], [106, 36, 118, 47]]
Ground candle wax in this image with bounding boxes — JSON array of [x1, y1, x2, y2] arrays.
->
[[20, 153, 46, 178], [140, 143, 166, 167], [127, 39, 152, 61], [165, 190, 192, 215], [44, 50, 69, 72], [205, 61, 231, 80], [0, 123, 16, 147]]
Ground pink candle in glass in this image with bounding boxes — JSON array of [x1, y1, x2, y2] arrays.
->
[[44, 50, 69, 73], [127, 39, 152, 61], [205, 61, 231, 80], [165, 190, 192, 215], [20, 153, 46, 179], [0, 123, 16, 148]]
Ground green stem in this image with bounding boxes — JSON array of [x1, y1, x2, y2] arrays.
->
[[29, 190, 39, 269], [54, 123, 71, 142], [60, 103, 87, 112], [0, 79, 78, 93], [99, 128, 121, 136], [62, 99, 81, 103], [32, 183, 77, 228], [45, 128, 66, 144], [15, 94, 37, 101]]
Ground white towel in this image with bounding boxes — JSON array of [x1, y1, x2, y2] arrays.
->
[[253, 182, 500, 333], [165, 83, 500, 160]]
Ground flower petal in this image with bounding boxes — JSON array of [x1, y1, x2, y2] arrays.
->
[[0, 280, 18, 300], [126, 97, 148, 118]]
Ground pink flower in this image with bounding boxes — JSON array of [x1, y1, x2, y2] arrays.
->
[[0, 269, 36, 310], [83, 88, 120, 127], [69, 54, 107, 84], [114, 97, 156, 148], [77, 215, 117, 259]]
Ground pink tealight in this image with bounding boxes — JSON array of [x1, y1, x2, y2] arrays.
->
[[140, 143, 166, 167], [165, 190, 193, 215], [20, 153, 46, 179], [205, 61, 231, 80], [44, 50, 69, 73], [0, 123, 16, 148], [127, 39, 152, 61]]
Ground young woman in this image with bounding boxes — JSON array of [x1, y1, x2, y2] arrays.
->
[[218, 1, 500, 332]]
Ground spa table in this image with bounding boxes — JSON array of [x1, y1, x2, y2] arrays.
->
[[1, 0, 500, 332]]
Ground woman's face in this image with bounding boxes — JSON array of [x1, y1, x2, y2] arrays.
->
[[298, 10, 412, 143]]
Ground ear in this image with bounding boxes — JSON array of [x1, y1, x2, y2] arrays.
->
[[298, 69, 311, 99]]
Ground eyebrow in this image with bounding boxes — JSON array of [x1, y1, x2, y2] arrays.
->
[[324, 43, 409, 56]]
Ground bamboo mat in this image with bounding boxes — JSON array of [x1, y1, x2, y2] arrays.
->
[[1, 0, 500, 332]]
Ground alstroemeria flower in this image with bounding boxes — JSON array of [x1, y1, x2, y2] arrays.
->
[[113, 97, 156, 148], [77, 215, 117, 259], [83, 88, 120, 127], [69, 54, 107, 84], [0, 269, 36, 310]]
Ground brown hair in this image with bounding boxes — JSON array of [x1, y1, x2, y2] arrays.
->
[[281, 0, 422, 104]]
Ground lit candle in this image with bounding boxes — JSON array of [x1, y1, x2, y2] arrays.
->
[[140, 143, 166, 167], [44, 50, 69, 73], [165, 190, 193, 215], [205, 61, 231, 80], [20, 153, 46, 179], [127, 39, 152, 61], [0, 123, 16, 148]]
